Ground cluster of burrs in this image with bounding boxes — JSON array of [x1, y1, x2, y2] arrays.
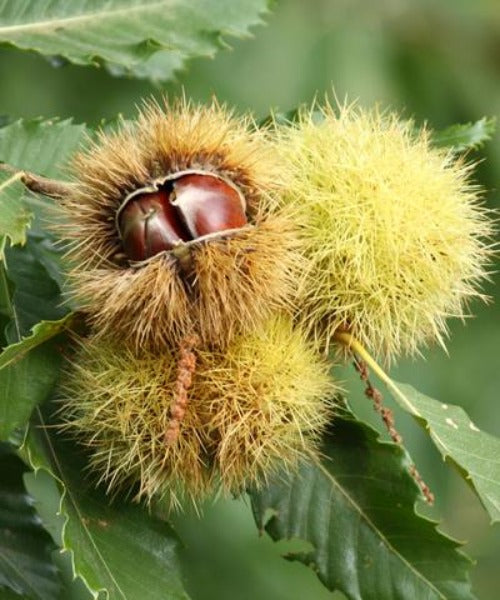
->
[[57, 98, 492, 509]]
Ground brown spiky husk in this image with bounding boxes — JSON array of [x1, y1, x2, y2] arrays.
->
[[58, 98, 300, 349], [58, 317, 336, 509], [74, 217, 301, 351]]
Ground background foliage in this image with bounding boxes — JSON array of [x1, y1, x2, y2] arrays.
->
[[0, 0, 499, 598]]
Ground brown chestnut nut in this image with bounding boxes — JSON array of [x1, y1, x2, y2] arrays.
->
[[118, 173, 247, 262], [119, 190, 190, 262], [171, 174, 247, 238]]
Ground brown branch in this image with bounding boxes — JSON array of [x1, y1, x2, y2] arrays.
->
[[0, 162, 76, 199], [352, 355, 435, 505], [164, 334, 200, 445]]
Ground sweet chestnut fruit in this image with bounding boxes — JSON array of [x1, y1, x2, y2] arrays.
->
[[118, 173, 247, 262]]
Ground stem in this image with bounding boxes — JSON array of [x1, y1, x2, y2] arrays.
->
[[0, 170, 24, 191], [334, 330, 434, 504], [333, 331, 416, 415], [0, 162, 75, 199]]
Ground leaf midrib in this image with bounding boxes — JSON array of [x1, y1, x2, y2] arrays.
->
[[34, 407, 127, 600], [313, 458, 446, 600], [0, 1, 172, 35]]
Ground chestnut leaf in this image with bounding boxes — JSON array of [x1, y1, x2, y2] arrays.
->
[[0, 118, 87, 179], [0, 314, 74, 441], [387, 380, 500, 524], [431, 117, 496, 152], [0, 445, 61, 600], [249, 408, 475, 600], [0, 0, 271, 82], [0, 170, 32, 260], [20, 403, 191, 600]]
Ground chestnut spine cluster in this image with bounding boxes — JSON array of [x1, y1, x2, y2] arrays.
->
[[56, 98, 492, 509]]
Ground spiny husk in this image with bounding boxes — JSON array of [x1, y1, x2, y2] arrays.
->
[[58, 316, 336, 509], [58, 98, 300, 349], [73, 217, 302, 351], [58, 336, 211, 511], [195, 315, 337, 492], [275, 101, 494, 361]]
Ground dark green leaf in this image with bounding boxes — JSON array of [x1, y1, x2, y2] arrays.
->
[[0, 250, 65, 440], [24, 469, 99, 600], [387, 380, 500, 523], [0, 342, 61, 441], [3, 241, 69, 340], [0, 0, 271, 82], [0, 445, 61, 599], [250, 410, 475, 600], [25, 234, 67, 292], [432, 118, 496, 152], [21, 406, 191, 600]]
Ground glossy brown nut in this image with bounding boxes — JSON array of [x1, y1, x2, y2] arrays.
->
[[172, 174, 247, 238], [118, 174, 248, 262], [119, 190, 190, 261]]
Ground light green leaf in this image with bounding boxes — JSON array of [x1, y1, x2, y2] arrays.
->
[[0, 0, 270, 82], [21, 406, 191, 600], [0, 118, 86, 247], [432, 118, 496, 152], [0, 314, 72, 440], [0, 170, 32, 260], [0, 314, 74, 371], [0, 444, 61, 600], [250, 410, 475, 600], [387, 380, 500, 523], [0, 118, 87, 179]]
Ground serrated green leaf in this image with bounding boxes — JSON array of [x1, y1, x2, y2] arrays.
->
[[0, 119, 87, 179], [0, 117, 87, 329], [0, 314, 73, 371], [24, 470, 103, 600], [25, 234, 67, 292], [3, 241, 69, 340], [432, 118, 496, 152], [0, 118, 87, 253], [0, 177, 71, 441], [21, 406, 190, 600], [0, 0, 270, 82], [386, 380, 500, 523], [0, 250, 65, 441], [0, 445, 61, 600], [0, 342, 61, 441], [250, 410, 475, 600], [0, 171, 32, 260], [0, 314, 72, 440]]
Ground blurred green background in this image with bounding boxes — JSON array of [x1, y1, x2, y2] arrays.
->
[[1, 0, 499, 598]]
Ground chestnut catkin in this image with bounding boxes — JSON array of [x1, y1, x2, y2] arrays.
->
[[58, 317, 336, 508], [59, 98, 301, 350], [275, 101, 493, 361]]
